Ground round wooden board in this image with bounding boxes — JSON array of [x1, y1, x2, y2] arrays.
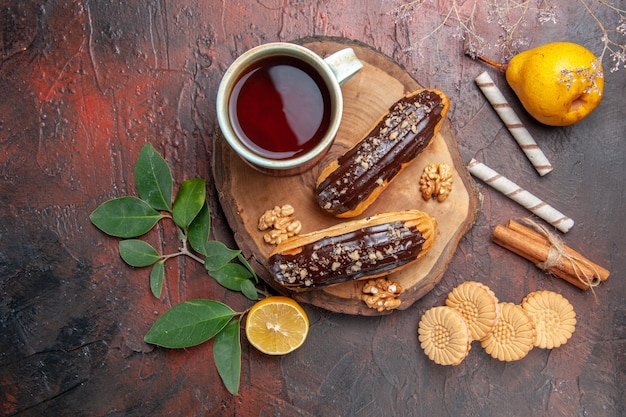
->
[[213, 37, 479, 315]]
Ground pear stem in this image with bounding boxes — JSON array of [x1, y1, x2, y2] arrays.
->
[[473, 54, 508, 71]]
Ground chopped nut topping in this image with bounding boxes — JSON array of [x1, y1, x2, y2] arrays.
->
[[419, 163, 453, 202], [258, 204, 302, 245], [315, 90, 447, 218], [361, 278, 404, 312]]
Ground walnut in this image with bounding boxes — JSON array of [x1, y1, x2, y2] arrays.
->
[[258, 204, 295, 230], [361, 278, 404, 312], [419, 163, 453, 202], [258, 204, 302, 245]]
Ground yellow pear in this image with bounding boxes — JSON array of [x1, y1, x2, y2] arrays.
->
[[480, 42, 604, 126]]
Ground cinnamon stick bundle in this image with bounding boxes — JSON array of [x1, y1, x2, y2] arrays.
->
[[492, 219, 610, 290]]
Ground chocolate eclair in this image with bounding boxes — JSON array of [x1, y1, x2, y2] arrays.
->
[[267, 210, 436, 291], [316, 89, 450, 218]]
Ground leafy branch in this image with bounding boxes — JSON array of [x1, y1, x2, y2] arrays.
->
[[90, 143, 259, 395]]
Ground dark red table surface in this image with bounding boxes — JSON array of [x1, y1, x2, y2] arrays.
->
[[1, 1, 624, 416]]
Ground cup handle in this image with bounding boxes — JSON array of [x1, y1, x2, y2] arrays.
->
[[323, 48, 363, 85]]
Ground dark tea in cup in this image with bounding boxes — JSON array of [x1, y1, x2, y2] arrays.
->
[[216, 42, 362, 176], [229, 56, 333, 160]]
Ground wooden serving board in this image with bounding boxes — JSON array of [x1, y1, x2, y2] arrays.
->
[[213, 37, 479, 315]]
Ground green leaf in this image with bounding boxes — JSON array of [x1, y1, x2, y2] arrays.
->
[[237, 253, 258, 283], [90, 196, 163, 238], [150, 261, 165, 298], [144, 299, 235, 348], [211, 263, 254, 292], [172, 178, 206, 231], [240, 279, 259, 301], [205, 241, 241, 273], [135, 143, 173, 211], [119, 239, 161, 267], [213, 319, 241, 395], [187, 202, 210, 256]]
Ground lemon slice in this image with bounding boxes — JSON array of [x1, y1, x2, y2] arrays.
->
[[245, 296, 309, 355]]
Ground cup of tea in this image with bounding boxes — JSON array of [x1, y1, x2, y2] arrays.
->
[[216, 42, 363, 176]]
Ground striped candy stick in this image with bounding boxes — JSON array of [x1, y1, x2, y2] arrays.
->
[[467, 158, 574, 233], [475, 71, 553, 176]]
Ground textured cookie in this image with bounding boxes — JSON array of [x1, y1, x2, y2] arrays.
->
[[418, 306, 471, 366], [445, 281, 500, 341], [480, 302, 535, 362], [521, 290, 576, 349]]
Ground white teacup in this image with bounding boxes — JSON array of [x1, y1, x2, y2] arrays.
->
[[216, 42, 363, 176]]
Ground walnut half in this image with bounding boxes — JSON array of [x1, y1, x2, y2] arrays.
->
[[361, 278, 404, 312], [419, 163, 453, 202], [258, 204, 302, 245]]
